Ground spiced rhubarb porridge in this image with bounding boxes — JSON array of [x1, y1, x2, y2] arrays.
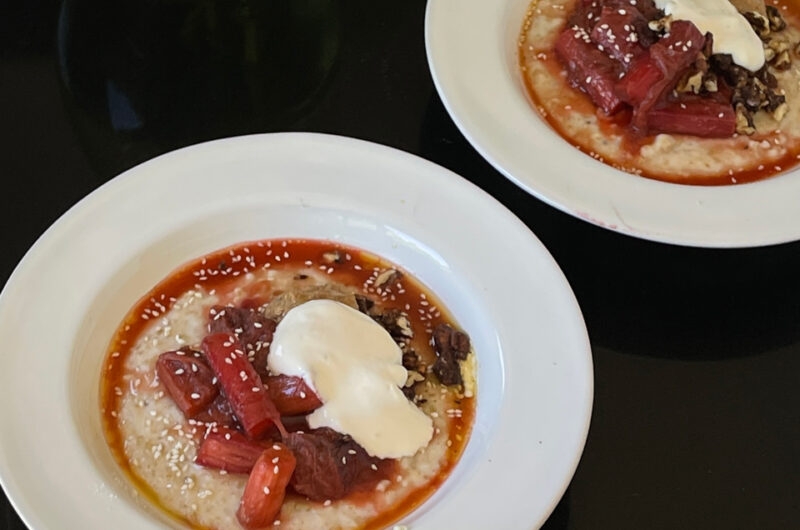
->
[[520, 0, 800, 184], [101, 239, 476, 529]]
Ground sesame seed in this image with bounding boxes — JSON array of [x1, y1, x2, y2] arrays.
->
[[263, 486, 271, 495], [272, 457, 279, 463], [190, 393, 200, 399], [324, 500, 332, 506], [274, 465, 279, 474]]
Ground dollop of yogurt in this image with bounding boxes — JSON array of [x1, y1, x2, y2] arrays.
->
[[654, 0, 765, 71], [267, 299, 433, 459]]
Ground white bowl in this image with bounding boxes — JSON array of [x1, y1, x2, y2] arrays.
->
[[426, 0, 800, 247], [0, 133, 592, 529]]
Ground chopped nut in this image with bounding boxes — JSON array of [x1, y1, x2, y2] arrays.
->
[[766, 5, 786, 32], [374, 269, 402, 289], [648, 15, 672, 33], [703, 73, 719, 93], [402, 350, 422, 372], [730, 0, 766, 17], [677, 70, 704, 94], [404, 370, 425, 387], [766, 90, 786, 112], [354, 294, 374, 314], [744, 11, 770, 38], [371, 309, 414, 339], [322, 250, 344, 264], [764, 46, 777, 62], [768, 38, 790, 54], [735, 104, 756, 135], [773, 50, 791, 70], [771, 101, 789, 122], [756, 67, 778, 89], [395, 314, 413, 337]]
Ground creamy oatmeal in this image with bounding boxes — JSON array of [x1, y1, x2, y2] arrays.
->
[[519, 0, 800, 184], [102, 240, 476, 529]]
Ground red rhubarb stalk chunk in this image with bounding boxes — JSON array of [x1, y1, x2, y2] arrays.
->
[[555, 25, 625, 115], [647, 100, 736, 137], [265, 375, 323, 416], [237, 444, 296, 529], [155, 350, 218, 417], [202, 333, 282, 439], [195, 428, 267, 474]]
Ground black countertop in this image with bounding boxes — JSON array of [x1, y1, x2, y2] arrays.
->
[[2, 1, 799, 528]]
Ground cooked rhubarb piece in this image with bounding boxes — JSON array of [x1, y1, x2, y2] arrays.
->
[[647, 100, 736, 137], [196, 428, 266, 473], [209, 305, 277, 381], [602, 0, 662, 23], [156, 349, 218, 417], [619, 21, 707, 131], [567, 0, 601, 30], [265, 374, 323, 416], [285, 428, 381, 501], [192, 393, 239, 428], [556, 25, 625, 115], [236, 444, 296, 529], [615, 56, 663, 106], [202, 333, 282, 439], [590, 6, 656, 67]]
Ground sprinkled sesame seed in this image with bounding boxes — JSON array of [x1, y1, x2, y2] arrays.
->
[[324, 499, 332, 506], [190, 393, 200, 399], [263, 486, 271, 495], [274, 465, 279, 474]]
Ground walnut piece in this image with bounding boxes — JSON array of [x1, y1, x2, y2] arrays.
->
[[766, 5, 786, 32], [735, 104, 756, 135]]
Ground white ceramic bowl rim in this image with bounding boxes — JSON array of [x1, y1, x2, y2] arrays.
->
[[0, 133, 592, 529], [425, 0, 800, 248]]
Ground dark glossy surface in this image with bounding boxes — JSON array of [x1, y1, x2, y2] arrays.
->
[[2, 1, 799, 529]]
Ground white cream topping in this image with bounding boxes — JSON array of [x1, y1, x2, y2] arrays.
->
[[267, 299, 433, 459], [654, 0, 765, 71]]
